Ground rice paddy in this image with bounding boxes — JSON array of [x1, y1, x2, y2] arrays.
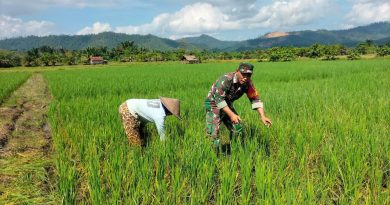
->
[[2, 59, 389, 204]]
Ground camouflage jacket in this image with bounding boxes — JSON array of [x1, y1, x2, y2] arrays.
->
[[205, 72, 264, 110]]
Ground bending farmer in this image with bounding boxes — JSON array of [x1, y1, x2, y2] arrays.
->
[[119, 97, 181, 146], [205, 62, 272, 145]]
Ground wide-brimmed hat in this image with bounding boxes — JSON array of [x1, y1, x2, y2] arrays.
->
[[238, 62, 254, 74], [159, 97, 181, 120]]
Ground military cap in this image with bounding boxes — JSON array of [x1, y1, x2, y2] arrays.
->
[[238, 62, 254, 74]]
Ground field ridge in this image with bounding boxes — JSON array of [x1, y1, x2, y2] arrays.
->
[[0, 73, 58, 204]]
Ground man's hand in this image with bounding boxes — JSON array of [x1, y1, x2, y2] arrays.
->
[[222, 106, 241, 124], [230, 114, 241, 124], [261, 116, 272, 127]]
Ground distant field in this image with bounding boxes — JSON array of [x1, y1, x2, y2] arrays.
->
[[41, 59, 389, 204]]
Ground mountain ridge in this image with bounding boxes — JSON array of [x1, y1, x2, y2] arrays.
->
[[0, 22, 389, 51]]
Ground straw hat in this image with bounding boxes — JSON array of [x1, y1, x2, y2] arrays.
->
[[159, 97, 181, 120]]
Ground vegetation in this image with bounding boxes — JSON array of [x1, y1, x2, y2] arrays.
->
[[23, 46, 81, 67], [0, 72, 30, 104], [0, 50, 22, 68], [43, 60, 389, 204], [1, 40, 389, 68], [267, 47, 297, 62], [377, 45, 390, 56]]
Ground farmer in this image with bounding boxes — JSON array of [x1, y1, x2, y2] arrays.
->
[[119, 97, 181, 146], [205, 62, 272, 146]]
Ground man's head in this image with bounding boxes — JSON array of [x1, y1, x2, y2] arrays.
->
[[236, 62, 254, 84]]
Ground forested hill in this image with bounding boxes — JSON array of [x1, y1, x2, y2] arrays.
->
[[0, 33, 182, 51], [0, 22, 389, 51], [223, 22, 390, 51]]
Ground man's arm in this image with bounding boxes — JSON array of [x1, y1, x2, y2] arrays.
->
[[256, 107, 272, 127], [246, 80, 263, 109], [155, 117, 166, 141], [222, 106, 241, 124], [246, 80, 271, 127], [213, 75, 241, 123]]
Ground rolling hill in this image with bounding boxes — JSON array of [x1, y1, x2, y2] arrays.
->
[[0, 33, 181, 51], [0, 22, 389, 51]]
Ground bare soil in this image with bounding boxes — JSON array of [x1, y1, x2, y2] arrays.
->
[[0, 73, 58, 204]]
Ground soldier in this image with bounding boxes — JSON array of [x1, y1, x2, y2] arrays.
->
[[119, 97, 181, 146], [205, 62, 272, 147]]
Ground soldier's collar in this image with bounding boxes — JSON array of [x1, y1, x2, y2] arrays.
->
[[233, 73, 238, 84]]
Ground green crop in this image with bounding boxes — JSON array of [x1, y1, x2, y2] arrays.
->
[[0, 72, 30, 104], [44, 60, 389, 204]]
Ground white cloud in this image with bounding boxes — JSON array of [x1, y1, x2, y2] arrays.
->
[[114, 0, 331, 38], [195, 0, 259, 19], [1, 0, 358, 40], [242, 0, 331, 29], [0, 15, 55, 39], [115, 3, 239, 38], [77, 22, 112, 35], [346, 0, 390, 26]]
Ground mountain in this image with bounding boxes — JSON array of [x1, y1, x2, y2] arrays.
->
[[0, 22, 389, 51], [336, 22, 390, 41], [225, 22, 390, 50], [374, 36, 390, 45], [177, 34, 239, 50], [0, 32, 181, 51]]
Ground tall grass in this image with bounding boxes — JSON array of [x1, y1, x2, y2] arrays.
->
[[44, 60, 389, 204]]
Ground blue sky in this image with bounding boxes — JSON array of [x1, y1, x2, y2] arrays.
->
[[1, 0, 389, 40]]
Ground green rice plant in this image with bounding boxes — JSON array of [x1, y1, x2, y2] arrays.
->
[[237, 138, 255, 204], [217, 152, 238, 204], [255, 154, 273, 204], [0, 72, 30, 103], [43, 59, 390, 204]]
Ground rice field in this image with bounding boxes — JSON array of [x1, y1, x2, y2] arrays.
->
[[0, 72, 30, 104], [43, 59, 389, 204]]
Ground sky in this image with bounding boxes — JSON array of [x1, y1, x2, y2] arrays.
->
[[0, 0, 389, 41]]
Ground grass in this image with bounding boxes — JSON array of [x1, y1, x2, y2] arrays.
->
[[0, 72, 30, 104], [36, 59, 390, 203]]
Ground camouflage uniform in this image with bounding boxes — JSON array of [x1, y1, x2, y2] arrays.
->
[[205, 71, 263, 141]]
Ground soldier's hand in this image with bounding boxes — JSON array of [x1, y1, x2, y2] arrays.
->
[[230, 114, 241, 124], [261, 116, 272, 127]]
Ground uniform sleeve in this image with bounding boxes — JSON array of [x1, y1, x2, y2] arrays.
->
[[213, 76, 232, 109], [246, 80, 264, 109], [154, 117, 166, 141]]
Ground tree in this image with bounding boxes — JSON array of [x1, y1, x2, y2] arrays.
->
[[24, 48, 40, 66], [376, 45, 390, 57], [356, 43, 368, 55], [256, 50, 268, 62], [0, 50, 22, 68], [63, 51, 80, 65], [174, 48, 186, 61], [322, 45, 340, 60], [307, 44, 323, 58], [355, 40, 377, 55], [40, 52, 51, 66], [347, 49, 361, 60], [268, 47, 296, 62]]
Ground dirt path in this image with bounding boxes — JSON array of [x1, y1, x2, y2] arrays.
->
[[0, 73, 58, 204]]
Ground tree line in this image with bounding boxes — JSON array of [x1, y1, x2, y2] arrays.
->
[[1, 40, 389, 68]]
